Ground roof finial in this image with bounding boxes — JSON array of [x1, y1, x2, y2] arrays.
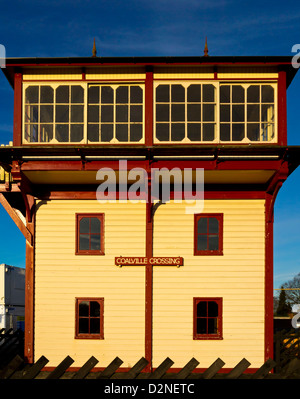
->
[[92, 38, 97, 57], [204, 37, 209, 57]]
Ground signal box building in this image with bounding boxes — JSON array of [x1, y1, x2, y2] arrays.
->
[[0, 49, 299, 373]]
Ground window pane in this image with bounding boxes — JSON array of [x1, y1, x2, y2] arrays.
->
[[208, 236, 219, 251], [88, 86, 99, 103], [197, 318, 207, 334], [232, 85, 244, 103], [156, 124, 169, 141], [40, 125, 53, 142], [220, 86, 230, 103], [79, 318, 89, 334], [91, 218, 100, 233], [197, 301, 207, 317], [79, 301, 89, 317], [130, 124, 143, 142], [187, 123, 201, 141], [203, 124, 215, 141], [130, 86, 143, 103], [220, 105, 230, 122], [171, 123, 185, 141], [156, 85, 169, 102], [187, 84, 201, 102], [203, 104, 215, 121], [207, 318, 218, 334], [40, 105, 53, 123], [79, 234, 90, 250], [25, 86, 39, 103], [171, 104, 185, 121], [55, 124, 69, 142], [116, 124, 128, 141], [220, 124, 230, 141], [70, 124, 83, 142], [88, 124, 99, 142], [26, 105, 38, 123], [197, 218, 207, 233], [40, 86, 54, 103], [203, 84, 215, 102], [56, 105, 69, 123], [130, 105, 142, 122], [90, 318, 100, 334], [71, 105, 84, 123], [156, 104, 169, 122], [209, 218, 219, 234], [116, 86, 128, 103], [247, 123, 260, 141], [232, 124, 244, 141], [262, 85, 274, 103], [197, 235, 207, 251], [261, 104, 274, 122], [116, 105, 128, 122], [71, 86, 84, 103], [90, 301, 100, 317], [91, 235, 101, 250], [247, 85, 259, 103], [101, 86, 114, 104], [232, 105, 244, 122], [171, 85, 185, 102], [101, 124, 113, 142], [208, 301, 218, 317], [187, 104, 201, 121], [88, 105, 99, 123], [101, 105, 113, 122], [80, 217, 90, 233], [247, 104, 259, 122], [56, 86, 69, 103]]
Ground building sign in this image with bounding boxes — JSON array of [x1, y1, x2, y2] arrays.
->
[[115, 256, 183, 267]]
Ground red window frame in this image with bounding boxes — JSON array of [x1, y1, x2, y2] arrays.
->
[[76, 213, 105, 255], [194, 213, 223, 256], [75, 297, 104, 339], [193, 297, 223, 340]]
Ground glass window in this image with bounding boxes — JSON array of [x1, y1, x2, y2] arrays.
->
[[194, 214, 223, 255], [75, 298, 104, 339], [194, 298, 223, 339], [76, 214, 104, 255], [87, 84, 144, 143], [24, 84, 84, 144], [155, 83, 216, 143]]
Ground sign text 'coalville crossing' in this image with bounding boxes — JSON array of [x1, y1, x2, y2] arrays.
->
[[115, 257, 183, 267]]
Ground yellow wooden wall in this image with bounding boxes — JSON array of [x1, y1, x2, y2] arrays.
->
[[153, 199, 265, 369], [34, 198, 265, 369], [34, 199, 146, 368]]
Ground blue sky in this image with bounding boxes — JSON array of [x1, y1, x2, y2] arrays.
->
[[0, 0, 299, 289]]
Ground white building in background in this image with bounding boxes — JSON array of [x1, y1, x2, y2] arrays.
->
[[0, 264, 25, 331]]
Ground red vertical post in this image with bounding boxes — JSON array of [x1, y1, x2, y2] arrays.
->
[[13, 72, 22, 146], [277, 70, 287, 146]]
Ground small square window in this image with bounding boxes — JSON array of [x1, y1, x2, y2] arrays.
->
[[76, 214, 104, 255], [194, 213, 223, 255], [75, 298, 104, 339], [193, 298, 223, 340]]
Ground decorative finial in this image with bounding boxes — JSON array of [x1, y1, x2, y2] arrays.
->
[[204, 37, 209, 57], [92, 38, 97, 57]]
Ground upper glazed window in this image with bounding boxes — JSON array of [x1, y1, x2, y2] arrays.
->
[[24, 84, 85, 144]]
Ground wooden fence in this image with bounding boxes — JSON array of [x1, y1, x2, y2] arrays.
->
[[1, 354, 300, 380], [0, 328, 300, 379]]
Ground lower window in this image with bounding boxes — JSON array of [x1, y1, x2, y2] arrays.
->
[[193, 298, 223, 340], [75, 298, 104, 339]]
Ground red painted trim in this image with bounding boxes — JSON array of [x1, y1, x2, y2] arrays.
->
[[13, 72, 22, 146], [277, 70, 287, 146]]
